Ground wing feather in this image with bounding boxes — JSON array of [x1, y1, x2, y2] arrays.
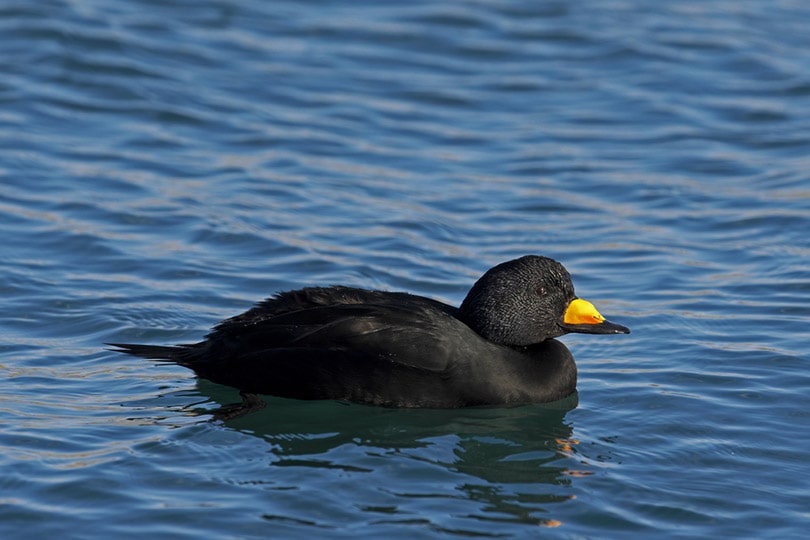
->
[[204, 300, 465, 374]]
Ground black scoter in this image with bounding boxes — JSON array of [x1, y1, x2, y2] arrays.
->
[[111, 255, 629, 410]]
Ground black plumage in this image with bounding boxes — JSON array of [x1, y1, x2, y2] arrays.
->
[[111, 255, 628, 409]]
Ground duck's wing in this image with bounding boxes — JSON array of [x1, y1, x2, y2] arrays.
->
[[203, 299, 466, 374], [213, 286, 457, 329], [190, 300, 483, 406]]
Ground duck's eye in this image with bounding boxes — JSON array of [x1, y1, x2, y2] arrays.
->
[[535, 286, 547, 296]]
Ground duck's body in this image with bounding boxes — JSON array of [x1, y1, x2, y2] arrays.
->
[[112, 256, 628, 409]]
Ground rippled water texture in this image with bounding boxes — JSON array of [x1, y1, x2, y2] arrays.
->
[[2, 0, 810, 538]]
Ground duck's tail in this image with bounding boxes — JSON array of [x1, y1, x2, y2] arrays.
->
[[107, 343, 194, 363]]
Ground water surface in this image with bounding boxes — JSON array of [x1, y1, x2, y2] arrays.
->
[[2, 0, 809, 538]]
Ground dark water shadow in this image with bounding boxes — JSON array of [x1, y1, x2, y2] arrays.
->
[[192, 379, 581, 489]]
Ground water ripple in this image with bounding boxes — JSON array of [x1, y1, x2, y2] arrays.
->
[[2, 0, 810, 538]]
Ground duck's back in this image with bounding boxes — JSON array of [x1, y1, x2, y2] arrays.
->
[[218, 286, 459, 328], [172, 286, 491, 406]]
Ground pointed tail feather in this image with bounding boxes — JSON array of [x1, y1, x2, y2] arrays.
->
[[107, 343, 188, 361]]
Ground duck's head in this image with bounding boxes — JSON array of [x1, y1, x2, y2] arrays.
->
[[458, 255, 630, 347]]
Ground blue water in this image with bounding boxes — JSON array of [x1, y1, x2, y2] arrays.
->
[[2, 0, 809, 537]]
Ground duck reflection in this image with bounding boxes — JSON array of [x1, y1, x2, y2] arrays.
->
[[182, 378, 585, 527]]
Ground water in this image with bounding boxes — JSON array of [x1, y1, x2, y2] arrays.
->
[[2, 0, 809, 537]]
